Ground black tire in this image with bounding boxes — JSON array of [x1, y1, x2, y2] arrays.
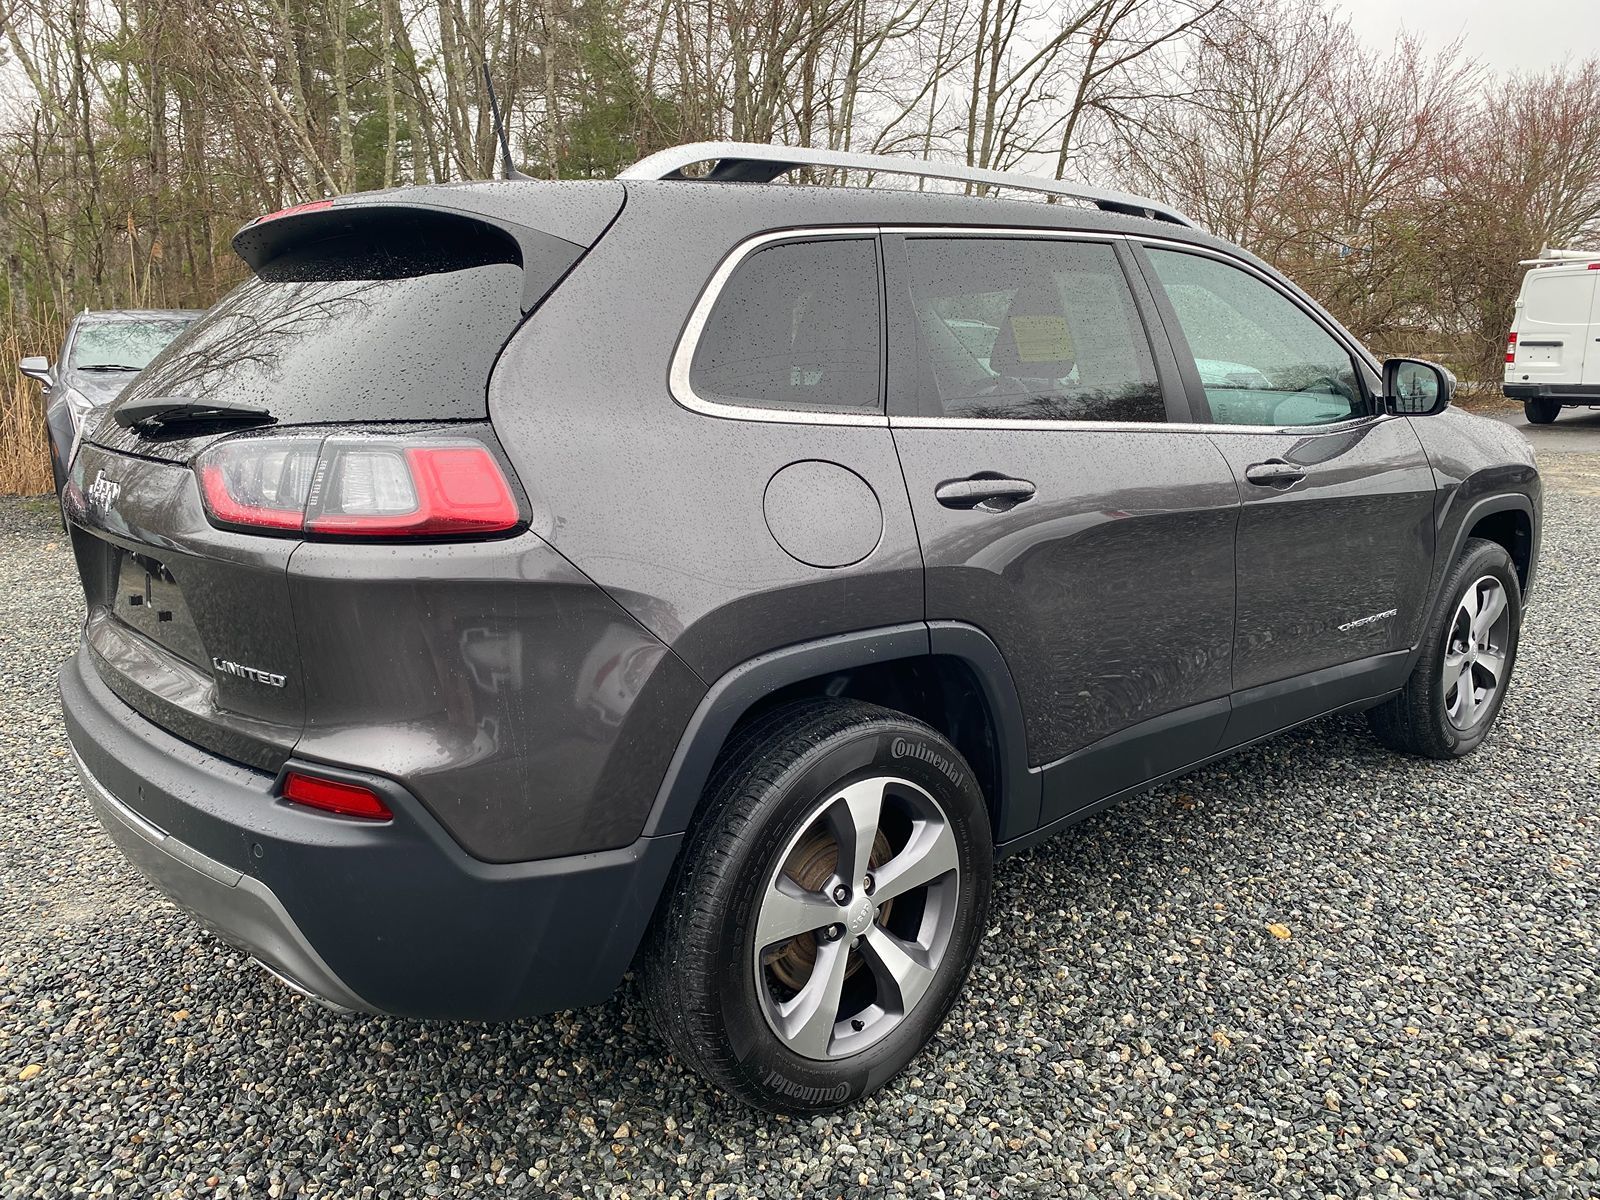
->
[[639, 699, 993, 1113], [1368, 538, 1521, 758], [1524, 398, 1562, 424]]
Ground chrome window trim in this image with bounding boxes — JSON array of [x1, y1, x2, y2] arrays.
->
[[669, 224, 1391, 436], [889, 413, 1398, 435], [669, 226, 890, 427]]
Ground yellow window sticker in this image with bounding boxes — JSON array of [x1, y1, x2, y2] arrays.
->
[[1009, 315, 1074, 364]]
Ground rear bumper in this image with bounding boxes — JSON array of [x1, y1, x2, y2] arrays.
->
[[59, 648, 682, 1020], [1503, 383, 1600, 401]]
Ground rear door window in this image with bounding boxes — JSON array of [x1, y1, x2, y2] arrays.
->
[[688, 237, 882, 413], [893, 237, 1166, 423]]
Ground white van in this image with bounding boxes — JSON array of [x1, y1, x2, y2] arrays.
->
[[1504, 248, 1600, 423]]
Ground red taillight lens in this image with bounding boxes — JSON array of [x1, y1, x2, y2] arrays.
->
[[196, 434, 519, 539], [282, 771, 393, 820], [200, 438, 318, 530], [307, 446, 517, 536], [1505, 332, 1518, 364]]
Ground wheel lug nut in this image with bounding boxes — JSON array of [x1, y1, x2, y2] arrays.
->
[[820, 923, 843, 942], [832, 884, 850, 904], [862, 874, 875, 896]]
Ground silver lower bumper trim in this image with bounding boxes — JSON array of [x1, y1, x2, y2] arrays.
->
[[71, 746, 373, 1015]]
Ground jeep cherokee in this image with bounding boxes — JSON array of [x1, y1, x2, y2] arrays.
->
[[58, 142, 1541, 1113]]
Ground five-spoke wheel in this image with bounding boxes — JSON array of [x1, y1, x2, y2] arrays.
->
[[1442, 576, 1511, 731], [753, 775, 960, 1060], [641, 700, 991, 1113], [1370, 537, 1522, 758]]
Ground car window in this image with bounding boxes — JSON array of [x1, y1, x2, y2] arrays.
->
[[899, 237, 1165, 423], [117, 264, 524, 426], [1146, 249, 1364, 427], [70, 319, 195, 371], [689, 238, 881, 413]]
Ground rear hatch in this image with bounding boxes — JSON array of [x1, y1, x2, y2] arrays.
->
[[66, 182, 623, 770]]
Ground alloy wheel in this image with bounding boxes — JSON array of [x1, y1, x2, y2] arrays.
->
[[752, 775, 961, 1061], [1442, 575, 1511, 730]]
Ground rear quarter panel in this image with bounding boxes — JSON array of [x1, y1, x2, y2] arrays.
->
[[287, 533, 705, 863], [486, 187, 925, 684]]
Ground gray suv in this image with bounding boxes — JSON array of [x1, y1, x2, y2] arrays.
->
[[58, 143, 1541, 1113]]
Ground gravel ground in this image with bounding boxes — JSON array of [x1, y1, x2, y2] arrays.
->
[[2, 470, 1598, 1199]]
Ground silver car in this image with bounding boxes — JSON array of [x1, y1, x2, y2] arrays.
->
[[19, 309, 200, 496]]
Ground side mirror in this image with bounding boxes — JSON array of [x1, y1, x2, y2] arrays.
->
[[1383, 358, 1454, 416], [18, 356, 52, 385]]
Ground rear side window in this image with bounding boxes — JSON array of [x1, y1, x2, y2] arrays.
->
[[689, 238, 881, 413], [898, 237, 1165, 423], [115, 229, 529, 426]]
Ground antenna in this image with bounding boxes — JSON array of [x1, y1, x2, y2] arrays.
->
[[481, 60, 532, 181]]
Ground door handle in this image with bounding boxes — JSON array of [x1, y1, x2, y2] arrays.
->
[[1243, 459, 1306, 489], [934, 475, 1037, 512]]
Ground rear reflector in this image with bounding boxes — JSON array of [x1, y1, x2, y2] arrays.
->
[[197, 434, 519, 540], [282, 771, 392, 820]]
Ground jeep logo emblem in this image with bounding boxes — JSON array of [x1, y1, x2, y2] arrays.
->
[[86, 470, 121, 513]]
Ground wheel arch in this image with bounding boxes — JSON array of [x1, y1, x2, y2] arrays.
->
[[1465, 502, 1536, 592], [1462, 501, 1535, 592], [641, 622, 1040, 845]]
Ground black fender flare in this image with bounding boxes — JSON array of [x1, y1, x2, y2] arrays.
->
[[641, 621, 1041, 843], [1439, 489, 1537, 595], [1406, 489, 1538, 675]]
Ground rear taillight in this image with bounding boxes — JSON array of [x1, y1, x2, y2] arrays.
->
[[197, 434, 519, 539], [281, 771, 392, 820], [1506, 332, 1518, 364]]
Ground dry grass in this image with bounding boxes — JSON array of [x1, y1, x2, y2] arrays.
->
[[0, 314, 63, 496]]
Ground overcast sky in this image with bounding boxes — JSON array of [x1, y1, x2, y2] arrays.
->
[[1341, 0, 1600, 74]]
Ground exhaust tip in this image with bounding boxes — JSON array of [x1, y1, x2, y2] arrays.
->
[[250, 957, 358, 1015]]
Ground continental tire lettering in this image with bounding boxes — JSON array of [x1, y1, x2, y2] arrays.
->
[[760, 1070, 851, 1105], [890, 736, 964, 788]]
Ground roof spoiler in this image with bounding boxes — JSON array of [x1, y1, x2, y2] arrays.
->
[[229, 183, 625, 309]]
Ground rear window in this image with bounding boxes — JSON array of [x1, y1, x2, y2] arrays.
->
[[114, 241, 526, 427]]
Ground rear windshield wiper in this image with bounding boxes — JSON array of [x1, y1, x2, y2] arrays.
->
[[114, 395, 274, 432]]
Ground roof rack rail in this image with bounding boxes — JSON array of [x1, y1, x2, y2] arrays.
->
[[1519, 247, 1600, 267], [618, 141, 1195, 228]]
